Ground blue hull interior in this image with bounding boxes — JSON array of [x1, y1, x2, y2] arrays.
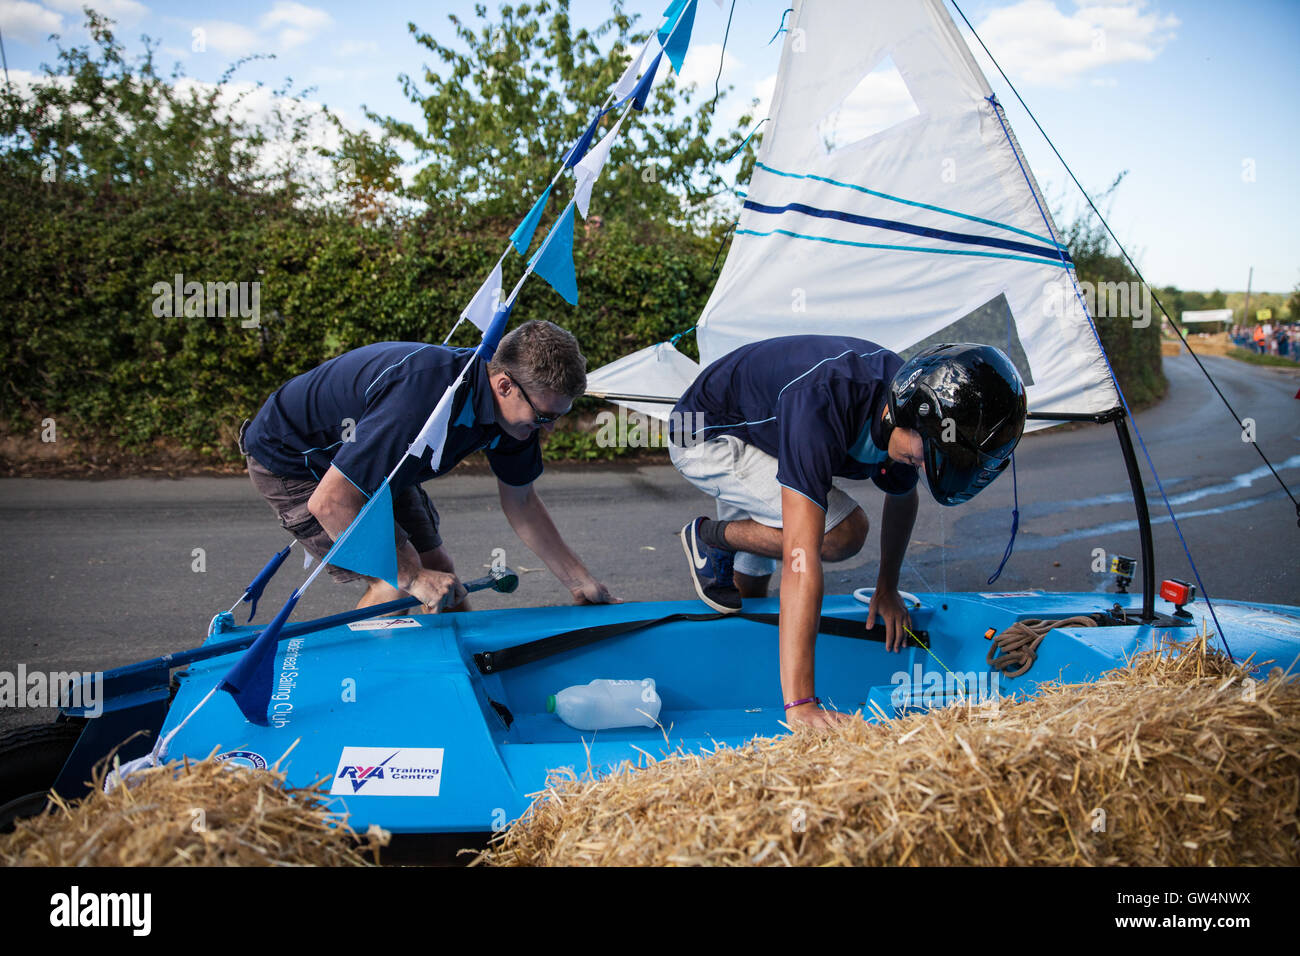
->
[[155, 591, 1300, 834]]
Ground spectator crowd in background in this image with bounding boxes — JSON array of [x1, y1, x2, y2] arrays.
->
[[1231, 322, 1299, 360]]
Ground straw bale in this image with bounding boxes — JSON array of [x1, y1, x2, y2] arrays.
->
[[1, 747, 388, 867], [476, 635, 1299, 866]]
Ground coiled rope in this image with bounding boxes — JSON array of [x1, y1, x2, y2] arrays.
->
[[986, 617, 1097, 678]]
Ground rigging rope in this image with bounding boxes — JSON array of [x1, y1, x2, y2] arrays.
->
[[708, 0, 737, 116], [948, 0, 1297, 527]]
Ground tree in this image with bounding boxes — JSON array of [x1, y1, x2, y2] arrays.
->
[[367, 0, 755, 231], [1057, 173, 1167, 407]]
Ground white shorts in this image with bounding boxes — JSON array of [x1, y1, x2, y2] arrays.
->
[[669, 434, 860, 577]]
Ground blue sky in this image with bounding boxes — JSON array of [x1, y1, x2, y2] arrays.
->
[[2, 0, 1297, 293]]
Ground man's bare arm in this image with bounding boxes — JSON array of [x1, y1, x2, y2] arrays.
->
[[497, 479, 616, 604], [779, 488, 851, 728], [307, 466, 463, 609], [867, 487, 918, 651]]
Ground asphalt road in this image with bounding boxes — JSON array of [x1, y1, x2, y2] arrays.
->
[[1, 353, 1297, 734]]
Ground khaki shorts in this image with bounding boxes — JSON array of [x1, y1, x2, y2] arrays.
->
[[669, 434, 859, 577], [241, 421, 440, 584]]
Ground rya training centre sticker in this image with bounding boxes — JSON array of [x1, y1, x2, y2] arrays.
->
[[330, 746, 444, 796]]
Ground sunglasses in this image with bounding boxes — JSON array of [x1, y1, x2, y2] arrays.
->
[[508, 376, 567, 426]]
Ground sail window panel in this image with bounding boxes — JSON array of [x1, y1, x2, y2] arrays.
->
[[816, 56, 924, 155]]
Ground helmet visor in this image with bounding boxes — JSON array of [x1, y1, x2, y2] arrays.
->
[[923, 439, 1012, 506]]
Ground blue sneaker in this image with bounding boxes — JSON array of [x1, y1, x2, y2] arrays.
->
[[679, 518, 742, 613]]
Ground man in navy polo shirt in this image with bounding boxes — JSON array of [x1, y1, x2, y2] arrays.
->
[[670, 336, 1026, 730], [241, 320, 616, 612]]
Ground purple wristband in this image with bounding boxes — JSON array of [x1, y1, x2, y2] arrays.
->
[[783, 696, 820, 711]]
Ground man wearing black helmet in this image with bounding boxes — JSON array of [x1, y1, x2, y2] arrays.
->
[[668, 335, 1026, 730]]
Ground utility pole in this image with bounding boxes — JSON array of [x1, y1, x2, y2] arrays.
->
[[1243, 266, 1253, 325]]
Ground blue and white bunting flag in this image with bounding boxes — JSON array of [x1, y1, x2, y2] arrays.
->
[[461, 261, 503, 333], [530, 205, 579, 305], [240, 544, 291, 622], [564, 111, 606, 168], [658, 0, 697, 74], [613, 34, 661, 102], [408, 303, 514, 469], [575, 112, 627, 218], [630, 49, 664, 111], [510, 185, 553, 255], [320, 479, 401, 588], [218, 590, 301, 725]]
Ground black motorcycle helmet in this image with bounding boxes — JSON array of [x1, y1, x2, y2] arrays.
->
[[885, 343, 1027, 506]]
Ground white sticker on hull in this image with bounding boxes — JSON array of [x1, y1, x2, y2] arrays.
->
[[346, 617, 422, 630], [330, 746, 444, 796]]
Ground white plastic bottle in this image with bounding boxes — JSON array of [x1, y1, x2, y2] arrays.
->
[[547, 678, 662, 731]]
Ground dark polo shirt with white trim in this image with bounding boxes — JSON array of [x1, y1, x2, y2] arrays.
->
[[671, 334, 919, 511], [243, 342, 542, 495]]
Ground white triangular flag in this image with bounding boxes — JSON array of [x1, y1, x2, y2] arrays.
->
[[612, 34, 660, 102], [574, 111, 627, 219], [407, 360, 473, 470], [303, 550, 313, 570], [460, 261, 503, 333]]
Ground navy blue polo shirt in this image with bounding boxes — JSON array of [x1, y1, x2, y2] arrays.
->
[[671, 335, 919, 511], [243, 342, 542, 495]]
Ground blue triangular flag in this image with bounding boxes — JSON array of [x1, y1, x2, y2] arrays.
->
[[530, 205, 578, 305], [241, 544, 292, 622], [321, 480, 400, 588], [631, 49, 664, 110], [219, 589, 301, 725], [480, 301, 514, 361], [509, 185, 552, 255], [657, 0, 696, 74], [564, 110, 605, 168]]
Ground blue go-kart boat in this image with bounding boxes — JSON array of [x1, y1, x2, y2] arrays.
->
[[6, 582, 1297, 858]]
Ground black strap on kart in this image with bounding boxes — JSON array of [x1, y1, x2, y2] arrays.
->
[[473, 611, 929, 675]]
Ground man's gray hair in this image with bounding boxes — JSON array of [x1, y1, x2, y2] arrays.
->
[[487, 320, 587, 399]]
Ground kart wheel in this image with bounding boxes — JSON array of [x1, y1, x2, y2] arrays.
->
[[0, 721, 85, 832]]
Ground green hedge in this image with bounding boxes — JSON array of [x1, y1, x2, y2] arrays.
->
[[0, 172, 715, 460]]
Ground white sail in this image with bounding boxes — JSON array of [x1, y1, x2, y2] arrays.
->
[[690, 0, 1119, 424], [584, 342, 700, 422]]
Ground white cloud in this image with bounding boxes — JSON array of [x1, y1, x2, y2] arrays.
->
[[171, 75, 345, 184], [258, 1, 331, 33], [193, 20, 261, 57], [968, 0, 1179, 87], [43, 0, 147, 21], [335, 39, 378, 58], [259, 1, 332, 50], [277, 27, 312, 49], [0, 0, 62, 44], [675, 42, 740, 92], [752, 72, 776, 122]]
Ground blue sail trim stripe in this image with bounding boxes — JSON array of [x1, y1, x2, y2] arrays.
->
[[735, 226, 1075, 269], [743, 199, 1073, 264], [754, 161, 1066, 249]]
